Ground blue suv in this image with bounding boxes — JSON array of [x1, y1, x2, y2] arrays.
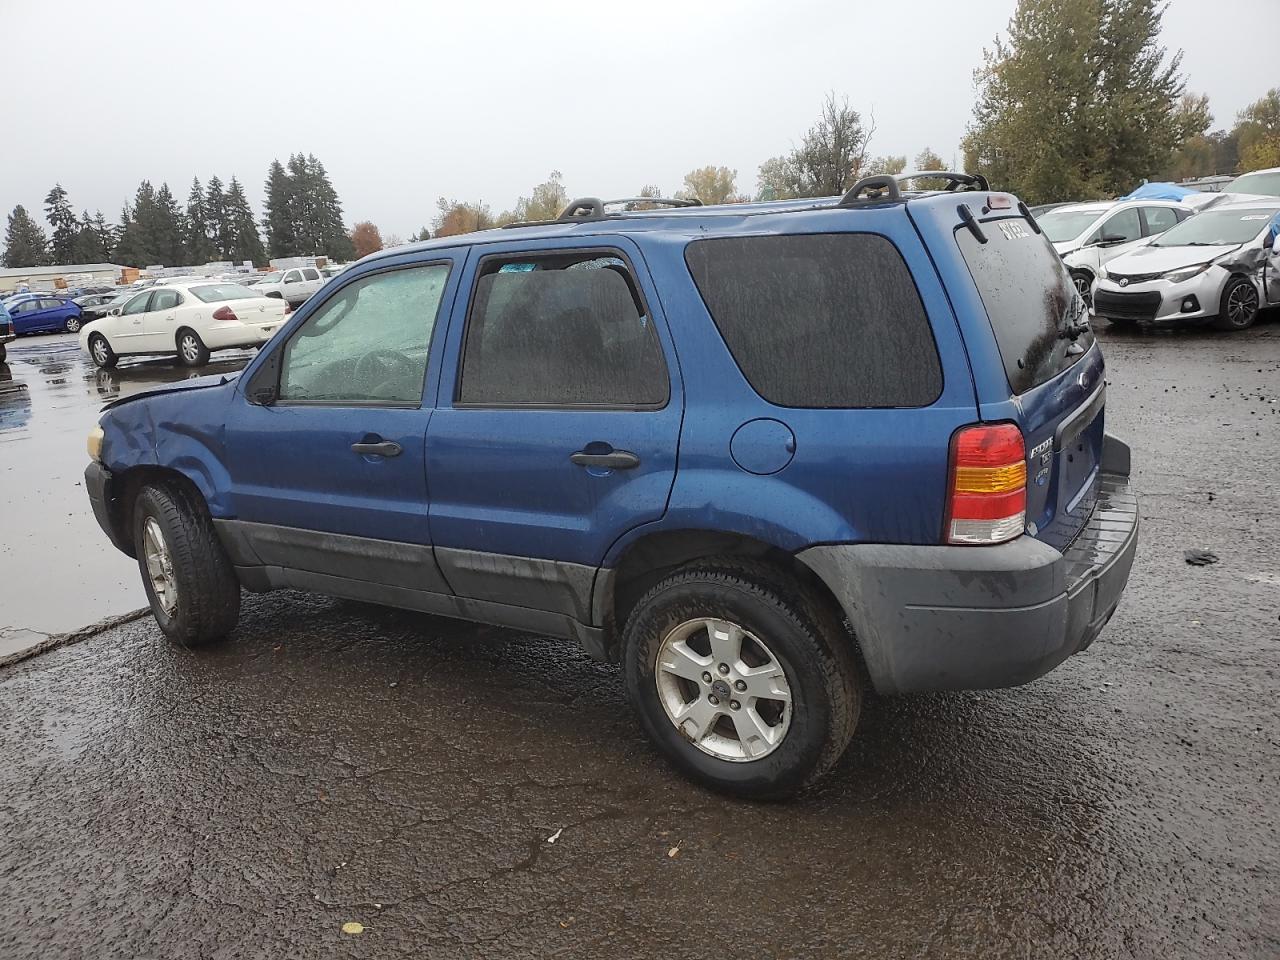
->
[[84, 174, 1138, 797]]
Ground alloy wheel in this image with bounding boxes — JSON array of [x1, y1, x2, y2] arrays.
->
[[181, 335, 200, 363], [92, 338, 108, 364], [1226, 282, 1258, 327], [654, 617, 792, 762], [142, 517, 178, 616]]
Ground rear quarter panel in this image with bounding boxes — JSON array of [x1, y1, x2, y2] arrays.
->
[[604, 208, 980, 563]]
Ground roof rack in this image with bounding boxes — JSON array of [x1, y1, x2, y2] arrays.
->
[[838, 171, 990, 206], [505, 195, 703, 229]]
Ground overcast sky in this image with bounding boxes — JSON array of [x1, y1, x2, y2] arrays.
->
[[2, 0, 1275, 241]]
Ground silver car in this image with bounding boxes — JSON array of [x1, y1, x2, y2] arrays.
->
[[1091, 202, 1280, 330]]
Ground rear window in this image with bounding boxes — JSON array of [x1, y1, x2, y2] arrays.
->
[[956, 217, 1091, 395], [190, 283, 260, 304], [684, 233, 942, 408]]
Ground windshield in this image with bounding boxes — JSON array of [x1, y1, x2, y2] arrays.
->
[[1037, 210, 1103, 243], [260, 272, 284, 283], [1151, 208, 1276, 247], [190, 283, 262, 303], [1226, 171, 1280, 197]]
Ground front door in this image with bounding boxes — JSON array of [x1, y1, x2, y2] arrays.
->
[[225, 256, 460, 590], [113, 292, 155, 350], [426, 238, 683, 618], [139, 287, 182, 352]]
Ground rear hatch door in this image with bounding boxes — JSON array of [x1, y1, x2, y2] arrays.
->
[[912, 197, 1106, 550]]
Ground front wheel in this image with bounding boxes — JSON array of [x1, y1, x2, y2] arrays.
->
[[133, 483, 240, 646], [622, 561, 859, 799], [1214, 277, 1260, 330], [65, 315, 82, 333], [177, 329, 210, 366], [1070, 269, 1094, 307], [89, 333, 117, 369]]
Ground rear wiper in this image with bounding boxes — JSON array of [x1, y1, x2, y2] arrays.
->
[[1059, 297, 1091, 342]]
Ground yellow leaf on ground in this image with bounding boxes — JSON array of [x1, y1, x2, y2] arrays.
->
[[342, 922, 365, 935]]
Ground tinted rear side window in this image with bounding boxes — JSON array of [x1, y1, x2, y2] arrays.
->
[[684, 234, 942, 408], [955, 218, 1091, 394], [459, 259, 667, 406]]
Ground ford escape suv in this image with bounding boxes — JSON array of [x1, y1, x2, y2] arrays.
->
[[84, 173, 1138, 798]]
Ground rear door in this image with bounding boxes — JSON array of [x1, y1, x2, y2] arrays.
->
[[917, 199, 1105, 550], [425, 237, 682, 617]]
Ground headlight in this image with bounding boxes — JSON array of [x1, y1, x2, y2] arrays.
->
[[1164, 263, 1210, 283], [87, 426, 104, 462], [1097, 263, 1109, 279]]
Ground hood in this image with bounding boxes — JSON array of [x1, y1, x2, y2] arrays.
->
[[101, 372, 238, 412], [1053, 240, 1077, 255], [1107, 243, 1240, 274]]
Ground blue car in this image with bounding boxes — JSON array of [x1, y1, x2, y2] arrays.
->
[[7, 295, 84, 334], [83, 174, 1139, 797]]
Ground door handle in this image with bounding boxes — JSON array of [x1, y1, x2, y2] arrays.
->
[[570, 448, 640, 469], [351, 440, 402, 457]]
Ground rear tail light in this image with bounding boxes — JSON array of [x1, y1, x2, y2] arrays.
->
[[211, 306, 238, 322], [945, 423, 1027, 545]]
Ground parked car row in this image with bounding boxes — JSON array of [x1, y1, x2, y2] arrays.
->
[[1032, 167, 1280, 330]]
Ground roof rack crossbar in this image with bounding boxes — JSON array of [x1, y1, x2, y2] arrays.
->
[[605, 196, 703, 209], [895, 170, 991, 192]]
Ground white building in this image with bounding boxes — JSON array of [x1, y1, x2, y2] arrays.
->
[[0, 263, 124, 294]]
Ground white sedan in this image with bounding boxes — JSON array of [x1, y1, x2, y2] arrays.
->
[[79, 281, 290, 369]]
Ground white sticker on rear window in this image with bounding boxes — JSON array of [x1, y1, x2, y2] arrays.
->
[[1241, 215, 1269, 220]]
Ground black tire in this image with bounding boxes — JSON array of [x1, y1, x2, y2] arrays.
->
[[1214, 277, 1260, 331], [622, 559, 860, 799], [89, 333, 117, 369], [132, 482, 240, 647], [177, 328, 210, 367], [0, 344, 6, 362], [65, 315, 82, 333], [1069, 269, 1094, 307]]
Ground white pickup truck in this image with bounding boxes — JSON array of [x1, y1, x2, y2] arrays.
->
[[253, 266, 325, 306]]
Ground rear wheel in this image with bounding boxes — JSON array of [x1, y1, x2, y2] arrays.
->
[[622, 560, 859, 799], [64, 315, 82, 333], [133, 483, 240, 647], [177, 328, 210, 366], [89, 333, 117, 369], [1214, 277, 1259, 330], [0, 344, 6, 362], [1069, 269, 1094, 307]]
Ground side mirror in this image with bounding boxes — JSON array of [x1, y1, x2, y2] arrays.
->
[[284, 276, 298, 284], [109, 307, 122, 316], [1098, 234, 1128, 246]]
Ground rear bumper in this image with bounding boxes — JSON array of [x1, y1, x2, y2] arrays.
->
[[798, 435, 1138, 694]]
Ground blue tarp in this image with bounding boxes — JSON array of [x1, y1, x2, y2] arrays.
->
[[1120, 181, 1198, 202]]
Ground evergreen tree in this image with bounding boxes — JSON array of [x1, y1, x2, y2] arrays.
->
[[71, 210, 106, 263], [223, 177, 266, 266], [44, 183, 78, 265], [308, 154, 354, 261], [154, 183, 185, 266], [116, 182, 159, 267], [112, 205, 134, 265], [962, 0, 1187, 202], [415, 226, 432, 242], [3, 205, 50, 268], [263, 159, 297, 259], [185, 177, 216, 264], [205, 175, 228, 259], [94, 211, 115, 262]]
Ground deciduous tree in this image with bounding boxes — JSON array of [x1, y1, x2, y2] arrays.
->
[[432, 198, 497, 237], [962, 0, 1188, 203], [678, 166, 738, 204], [350, 221, 384, 258], [502, 170, 568, 223]]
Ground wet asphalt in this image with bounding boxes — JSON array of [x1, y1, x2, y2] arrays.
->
[[1, 320, 1278, 958]]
